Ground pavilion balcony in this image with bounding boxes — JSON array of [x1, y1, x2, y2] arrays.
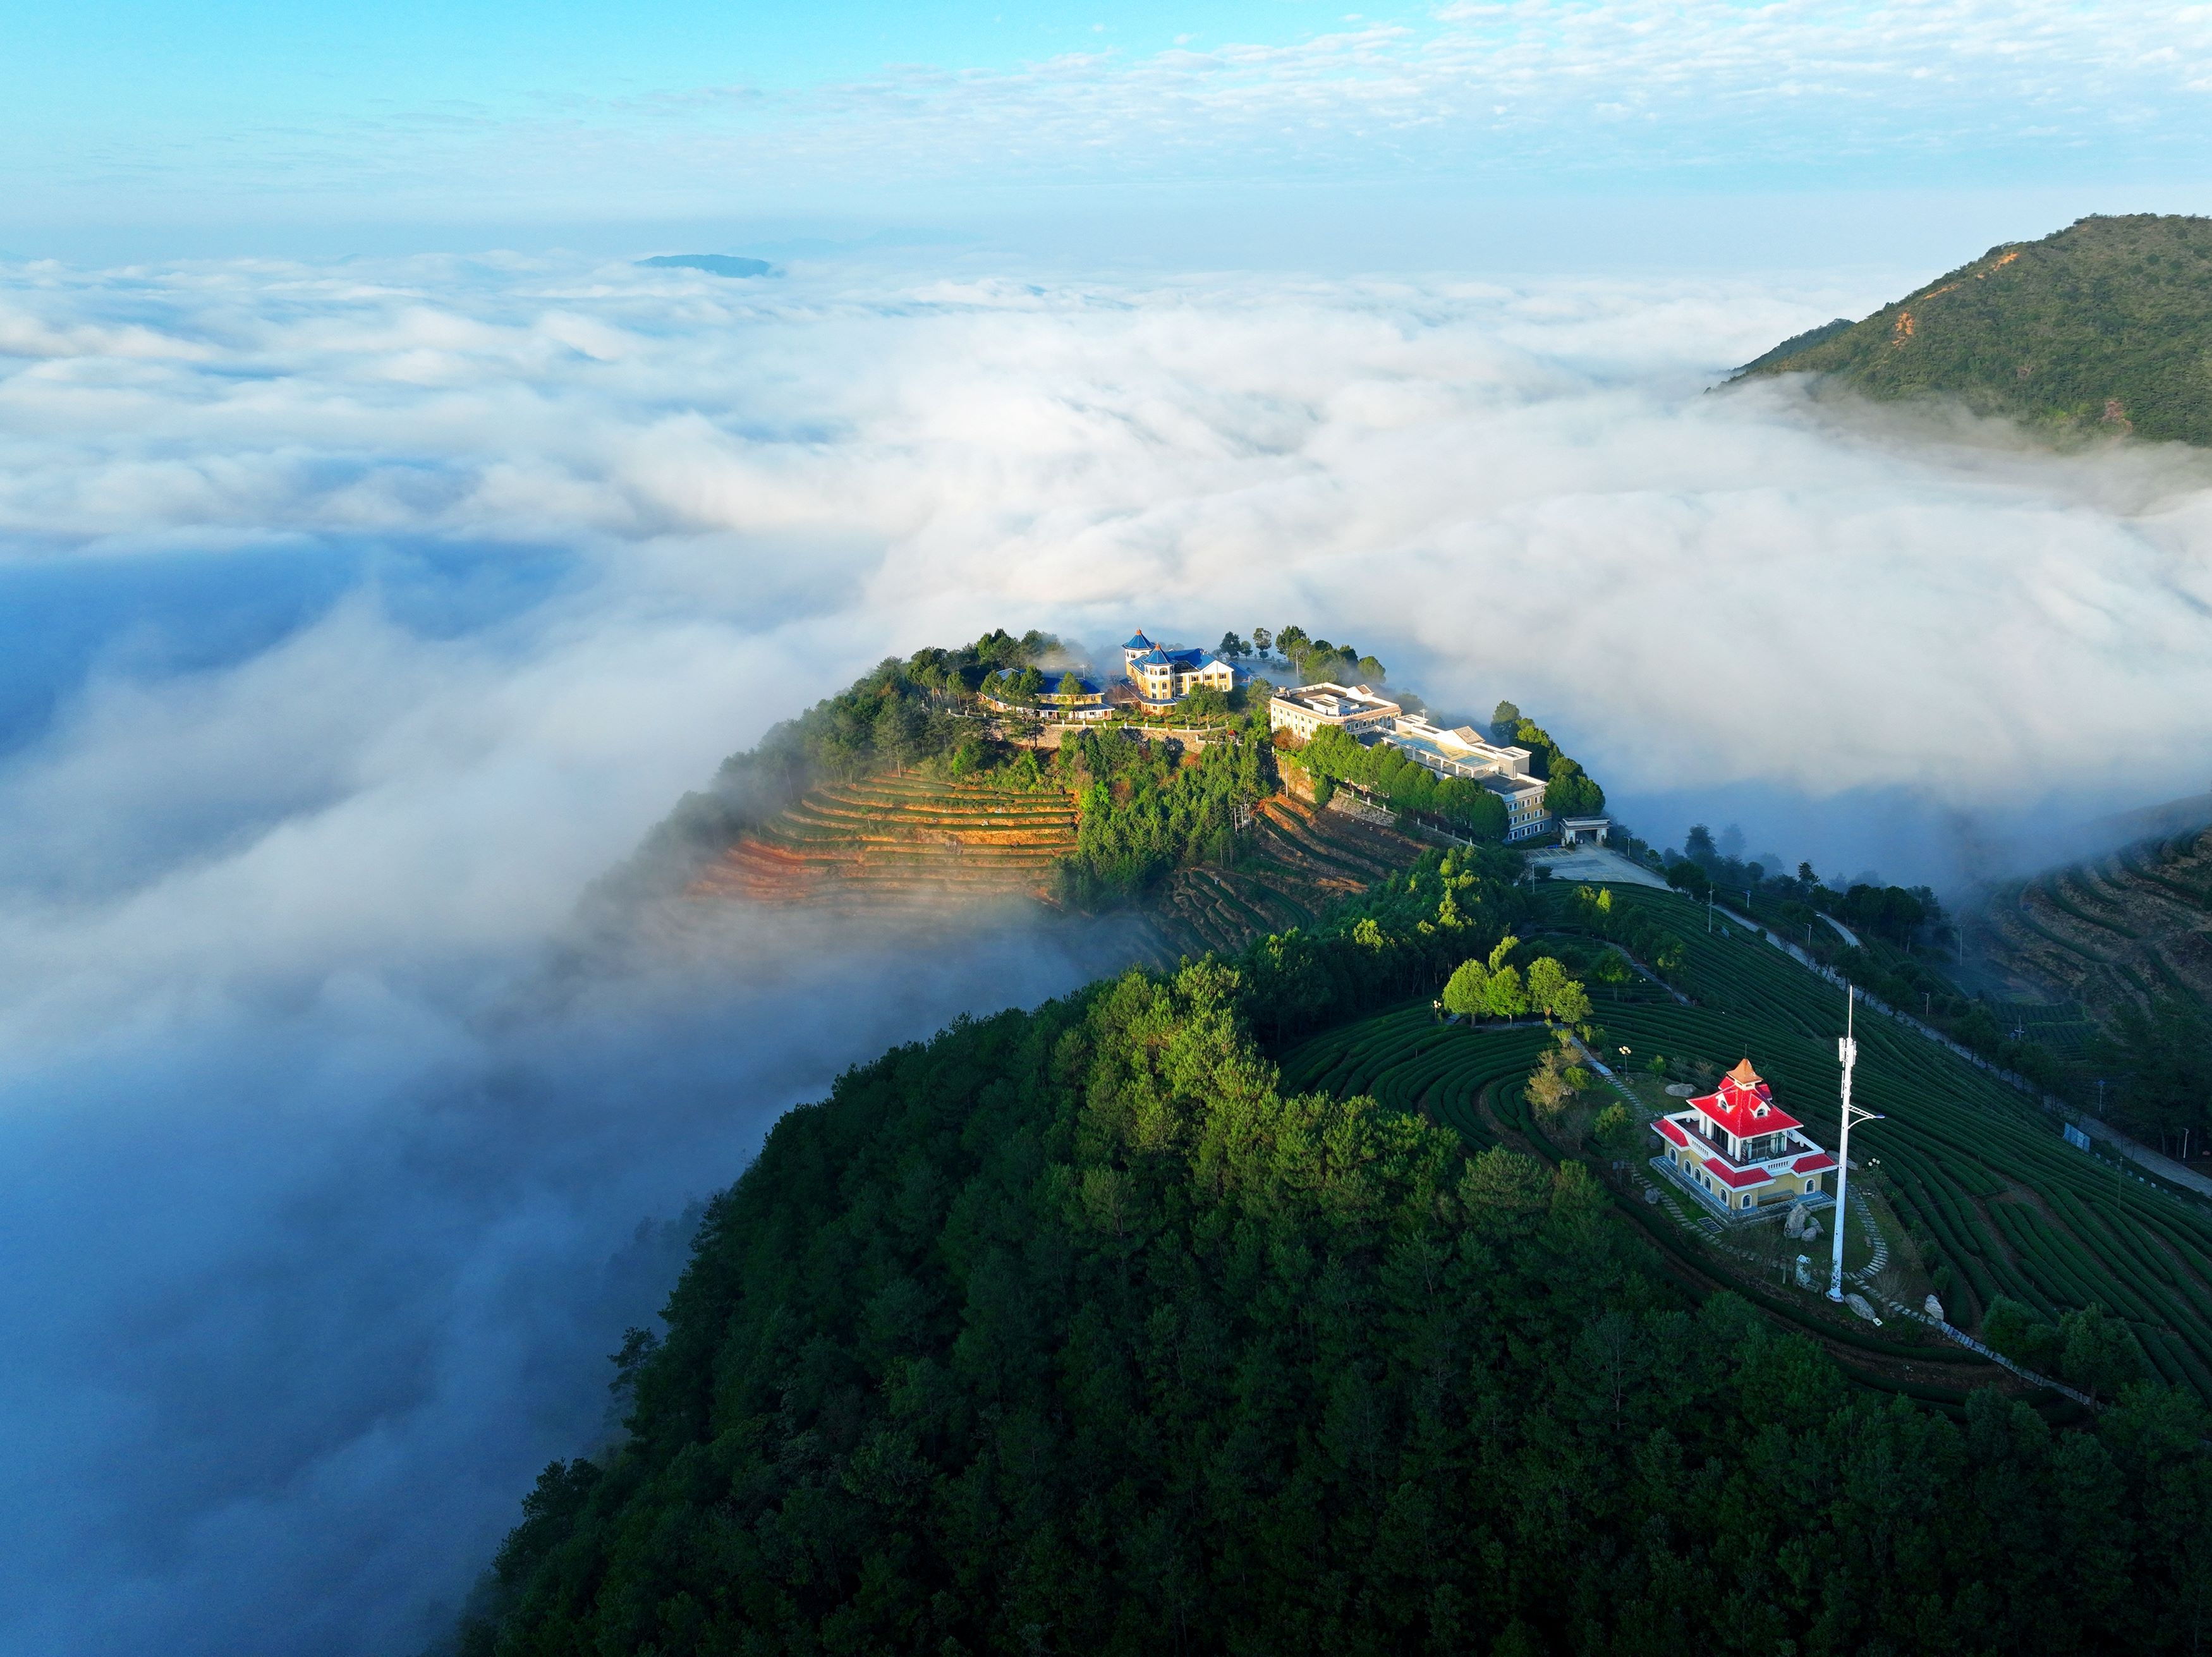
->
[[1650, 1151, 1836, 1223]]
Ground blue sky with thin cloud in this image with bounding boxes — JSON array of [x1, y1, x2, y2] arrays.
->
[[8, 1, 2211, 252]]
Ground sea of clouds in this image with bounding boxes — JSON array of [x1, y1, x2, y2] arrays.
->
[[4, 251, 2212, 1654]]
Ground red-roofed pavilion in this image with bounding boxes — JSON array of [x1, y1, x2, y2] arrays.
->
[[1652, 1058, 1833, 1218]]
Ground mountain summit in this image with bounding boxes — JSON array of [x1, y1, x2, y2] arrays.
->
[[1732, 214, 2212, 446]]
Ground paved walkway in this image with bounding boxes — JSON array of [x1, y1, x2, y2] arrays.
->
[[1531, 844, 1672, 890], [2075, 1120, 2212, 1201], [1819, 912, 1863, 947]]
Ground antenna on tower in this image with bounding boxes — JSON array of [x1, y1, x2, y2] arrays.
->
[[1829, 983, 1884, 1303]]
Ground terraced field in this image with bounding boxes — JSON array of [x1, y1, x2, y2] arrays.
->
[[1284, 882, 2212, 1402], [1146, 796, 1425, 959], [691, 773, 1425, 948], [1976, 827, 2212, 1019], [691, 775, 1079, 907], [1278, 1010, 1557, 1153]]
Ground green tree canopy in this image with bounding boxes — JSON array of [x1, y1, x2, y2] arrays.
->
[[1297, 725, 1509, 841], [462, 931, 2212, 1657], [1526, 956, 1594, 1025]]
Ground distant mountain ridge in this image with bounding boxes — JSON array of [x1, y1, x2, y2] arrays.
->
[[636, 253, 774, 278], [1733, 214, 2212, 446]]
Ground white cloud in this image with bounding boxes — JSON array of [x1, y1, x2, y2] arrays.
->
[[3, 250, 2212, 1651]]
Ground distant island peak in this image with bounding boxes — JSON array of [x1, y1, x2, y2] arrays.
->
[[636, 253, 775, 278]]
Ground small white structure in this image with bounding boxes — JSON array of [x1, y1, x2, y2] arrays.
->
[[1267, 682, 1402, 739], [979, 671, 1112, 722], [1560, 816, 1611, 846]]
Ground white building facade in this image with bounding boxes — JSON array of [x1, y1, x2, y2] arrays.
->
[[1374, 715, 1552, 842], [1267, 682, 1402, 740]]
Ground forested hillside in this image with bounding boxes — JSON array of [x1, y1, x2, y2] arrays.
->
[[1734, 214, 2212, 446], [463, 853, 2212, 1656]]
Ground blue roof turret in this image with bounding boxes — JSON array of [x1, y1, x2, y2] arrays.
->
[[1122, 631, 1155, 650]]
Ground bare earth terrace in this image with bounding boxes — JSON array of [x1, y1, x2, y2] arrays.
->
[[688, 774, 1428, 957], [691, 777, 1081, 904]]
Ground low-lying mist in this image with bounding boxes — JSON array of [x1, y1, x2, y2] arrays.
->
[[3, 893, 1149, 1657], [4, 250, 2211, 1653]]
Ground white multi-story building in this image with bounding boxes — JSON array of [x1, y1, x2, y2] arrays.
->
[[1375, 715, 1552, 841], [1267, 682, 1402, 740], [1486, 773, 1553, 842]]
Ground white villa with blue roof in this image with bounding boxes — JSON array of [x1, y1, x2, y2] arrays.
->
[[1121, 632, 1243, 710]]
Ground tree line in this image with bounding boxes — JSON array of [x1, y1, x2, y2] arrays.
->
[[1232, 622, 1387, 687], [1052, 725, 1275, 908]]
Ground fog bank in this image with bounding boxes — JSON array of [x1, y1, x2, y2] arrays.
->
[[4, 250, 2212, 1652]]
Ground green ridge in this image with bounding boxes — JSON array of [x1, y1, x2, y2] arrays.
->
[[1734, 214, 2212, 446]]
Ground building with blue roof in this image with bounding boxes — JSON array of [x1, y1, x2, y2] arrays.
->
[[978, 667, 1111, 721], [1120, 630, 1243, 708]]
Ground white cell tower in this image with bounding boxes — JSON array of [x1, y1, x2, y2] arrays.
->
[[1828, 985, 1883, 1303]]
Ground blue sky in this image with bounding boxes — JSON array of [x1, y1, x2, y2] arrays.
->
[[8, 0, 2212, 260]]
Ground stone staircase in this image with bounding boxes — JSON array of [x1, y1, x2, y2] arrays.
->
[[1849, 1184, 1889, 1280], [1640, 1156, 1727, 1235]]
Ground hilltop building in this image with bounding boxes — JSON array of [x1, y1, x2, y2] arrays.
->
[[1373, 714, 1552, 843], [979, 671, 1110, 722], [1651, 1059, 1836, 1218], [1120, 632, 1242, 710], [1488, 774, 1553, 842], [1268, 691, 1556, 842], [1267, 682, 1402, 739]]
